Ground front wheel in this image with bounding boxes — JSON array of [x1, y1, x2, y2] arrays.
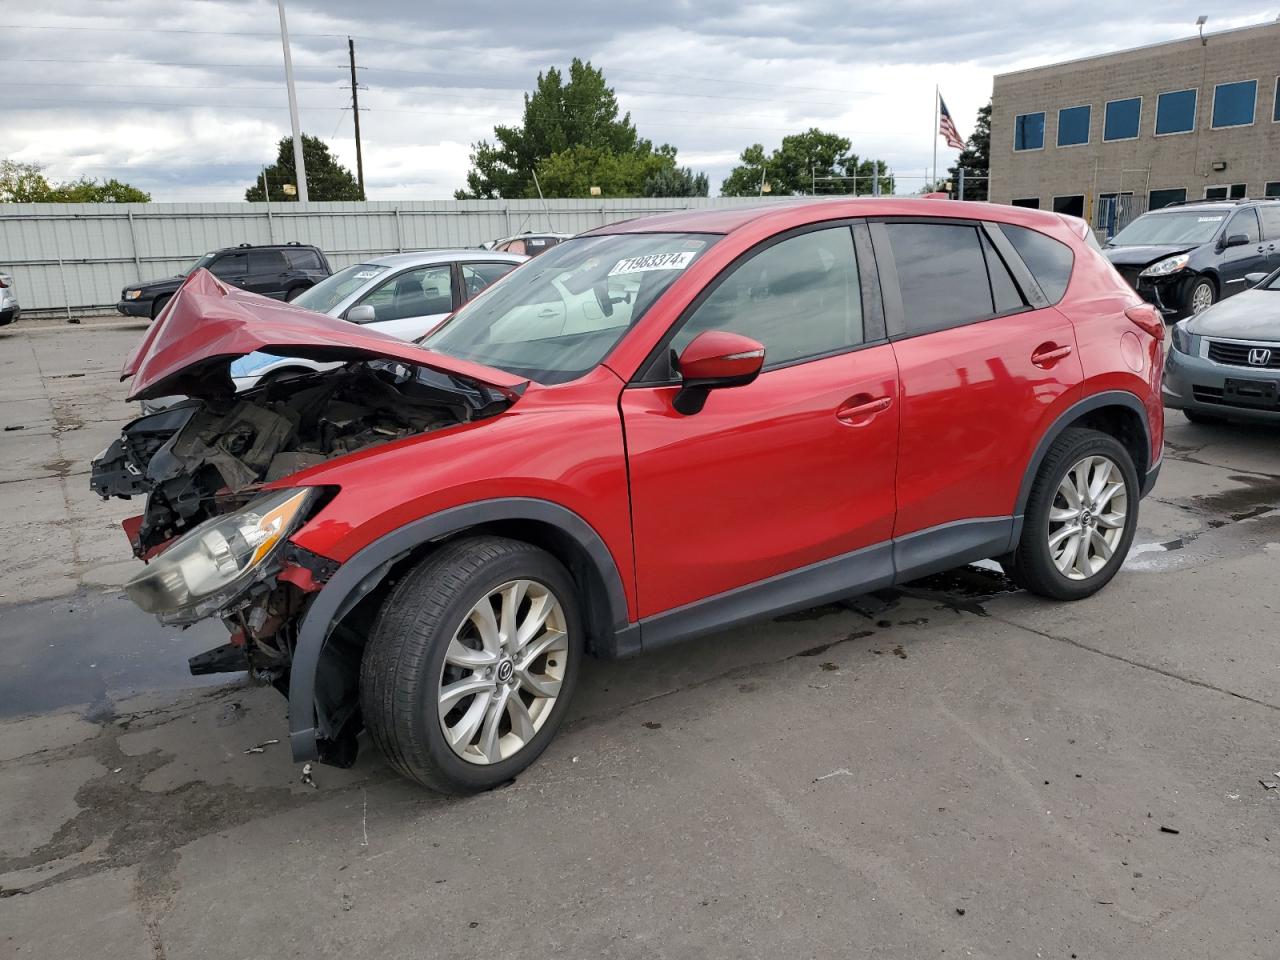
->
[[1007, 428, 1139, 601], [360, 536, 583, 794], [1184, 277, 1215, 317]]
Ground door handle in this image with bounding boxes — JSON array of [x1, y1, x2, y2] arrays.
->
[[836, 394, 893, 424], [1031, 343, 1073, 368]]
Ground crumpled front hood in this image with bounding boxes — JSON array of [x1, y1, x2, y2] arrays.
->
[[122, 269, 529, 401], [1102, 244, 1195, 269]]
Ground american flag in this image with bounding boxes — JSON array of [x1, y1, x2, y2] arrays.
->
[[938, 95, 965, 150]]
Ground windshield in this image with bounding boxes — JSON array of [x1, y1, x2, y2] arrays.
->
[[422, 233, 718, 384], [292, 263, 389, 314], [1260, 269, 1280, 291], [183, 253, 217, 276], [1109, 211, 1226, 247]]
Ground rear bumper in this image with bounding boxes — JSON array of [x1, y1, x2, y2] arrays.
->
[[1164, 345, 1280, 422], [0, 306, 18, 325], [117, 300, 151, 317]]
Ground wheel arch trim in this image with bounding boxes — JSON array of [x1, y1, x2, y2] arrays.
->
[[287, 497, 631, 761], [1010, 390, 1153, 549]]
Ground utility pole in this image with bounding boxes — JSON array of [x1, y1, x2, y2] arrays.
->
[[348, 37, 365, 199], [276, 0, 308, 203]]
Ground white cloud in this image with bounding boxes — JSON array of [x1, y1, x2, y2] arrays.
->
[[3, 1, 1276, 199]]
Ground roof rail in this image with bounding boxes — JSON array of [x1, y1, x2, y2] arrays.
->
[[1162, 197, 1271, 208]]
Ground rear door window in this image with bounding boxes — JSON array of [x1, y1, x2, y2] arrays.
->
[[1259, 205, 1280, 240], [284, 247, 323, 270], [884, 222, 994, 335], [999, 224, 1075, 304], [980, 232, 1026, 314], [461, 262, 518, 300]]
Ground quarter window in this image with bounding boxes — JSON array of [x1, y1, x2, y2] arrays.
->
[[884, 223, 996, 335], [1057, 105, 1091, 146], [1104, 97, 1142, 141], [671, 226, 864, 367], [1000, 225, 1075, 304], [1211, 80, 1257, 128], [1014, 112, 1045, 150], [1155, 88, 1197, 135]]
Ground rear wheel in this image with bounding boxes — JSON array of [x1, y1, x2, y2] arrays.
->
[[1007, 428, 1139, 601], [360, 536, 582, 794], [284, 285, 307, 302]]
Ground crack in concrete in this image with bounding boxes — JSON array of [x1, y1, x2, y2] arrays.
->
[[993, 616, 1280, 713]]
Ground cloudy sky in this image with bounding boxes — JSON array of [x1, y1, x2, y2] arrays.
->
[[4, 1, 1275, 200]]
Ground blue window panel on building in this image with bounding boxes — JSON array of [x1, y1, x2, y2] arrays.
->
[[1155, 89, 1197, 134], [1057, 105, 1091, 146], [1104, 98, 1141, 141], [1211, 80, 1256, 128], [1015, 112, 1045, 150]]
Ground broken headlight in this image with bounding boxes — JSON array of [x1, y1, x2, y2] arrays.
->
[[125, 487, 318, 624]]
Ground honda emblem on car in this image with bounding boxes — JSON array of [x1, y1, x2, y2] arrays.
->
[[1248, 347, 1272, 366]]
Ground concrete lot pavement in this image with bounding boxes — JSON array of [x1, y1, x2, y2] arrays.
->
[[2, 319, 1279, 959]]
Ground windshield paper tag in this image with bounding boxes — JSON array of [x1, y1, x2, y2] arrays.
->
[[1197, 216, 1224, 222], [354, 270, 380, 279], [609, 251, 696, 275]]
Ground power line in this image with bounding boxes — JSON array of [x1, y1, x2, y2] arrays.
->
[[3, 57, 346, 70]]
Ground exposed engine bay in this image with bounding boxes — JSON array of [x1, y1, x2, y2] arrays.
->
[[92, 360, 509, 555]]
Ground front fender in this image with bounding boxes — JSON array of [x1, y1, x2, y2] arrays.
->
[[287, 497, 632, 762]]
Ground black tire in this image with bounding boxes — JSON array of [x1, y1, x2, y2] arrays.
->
[[1184, 409, 1223, 425], [360, 536, 583, 794], [1181, 276, 1215, 318], [284, 285, 307, 302], [1007, 427, 1139, 601], [150, 295, 171, 320]]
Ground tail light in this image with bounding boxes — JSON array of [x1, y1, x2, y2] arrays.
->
[[0, 277, 9, 288], [1124, 303, 1164, 341]]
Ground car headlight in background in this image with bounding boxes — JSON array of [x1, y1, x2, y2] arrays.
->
[[123, 289, 143, 300], [1139, 254, 1190, 278], [125, 487, 318, 624], [1170, 321, 1193, 355]]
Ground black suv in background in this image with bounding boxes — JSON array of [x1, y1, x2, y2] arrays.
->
[[1103, 199, 1280, 319], [118, 242, 332, 319]]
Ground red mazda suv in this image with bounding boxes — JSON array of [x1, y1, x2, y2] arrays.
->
[[91, 199, 1164, 793]]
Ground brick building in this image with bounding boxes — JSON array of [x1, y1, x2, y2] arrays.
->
[[989, 19, 1280, 233]]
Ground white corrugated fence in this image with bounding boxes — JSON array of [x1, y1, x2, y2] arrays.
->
[[0, 198, 774, 315]]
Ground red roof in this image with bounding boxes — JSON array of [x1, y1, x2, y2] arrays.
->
[[588, 197, 1077, 237]]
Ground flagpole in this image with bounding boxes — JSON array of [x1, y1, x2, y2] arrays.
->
[[932, 85, 939, 191]]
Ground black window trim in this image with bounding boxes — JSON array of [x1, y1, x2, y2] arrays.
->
[[629, 217, 888, 386], [868, 216, 1051, 342]]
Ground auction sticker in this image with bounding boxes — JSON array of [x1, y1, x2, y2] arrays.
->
[[1197, 216, 1224, 222], [609, 251, 697, 275]]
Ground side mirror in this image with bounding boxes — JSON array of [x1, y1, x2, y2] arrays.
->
[[673, 330, 765, 415], [1223, 233, 1250, 249], [345, 304, 376, 324], [1244, 272, 1268, 288]]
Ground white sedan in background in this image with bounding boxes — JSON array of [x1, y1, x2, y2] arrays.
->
[[229, 250, 526, 388]]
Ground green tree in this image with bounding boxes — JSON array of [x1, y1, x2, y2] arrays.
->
[[642, 164, 710, 198], [245, 134, 362, 201], [720, 129, 892, 196], [946, 100, 990, 201], [455, 59, 706, 199], [1, 159, 150, 202]]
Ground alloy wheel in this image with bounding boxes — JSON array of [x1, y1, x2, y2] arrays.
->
[[1190, 282, 1214, 315], [437, 579, 568, 765], [1047, 455, 1128, 581]]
